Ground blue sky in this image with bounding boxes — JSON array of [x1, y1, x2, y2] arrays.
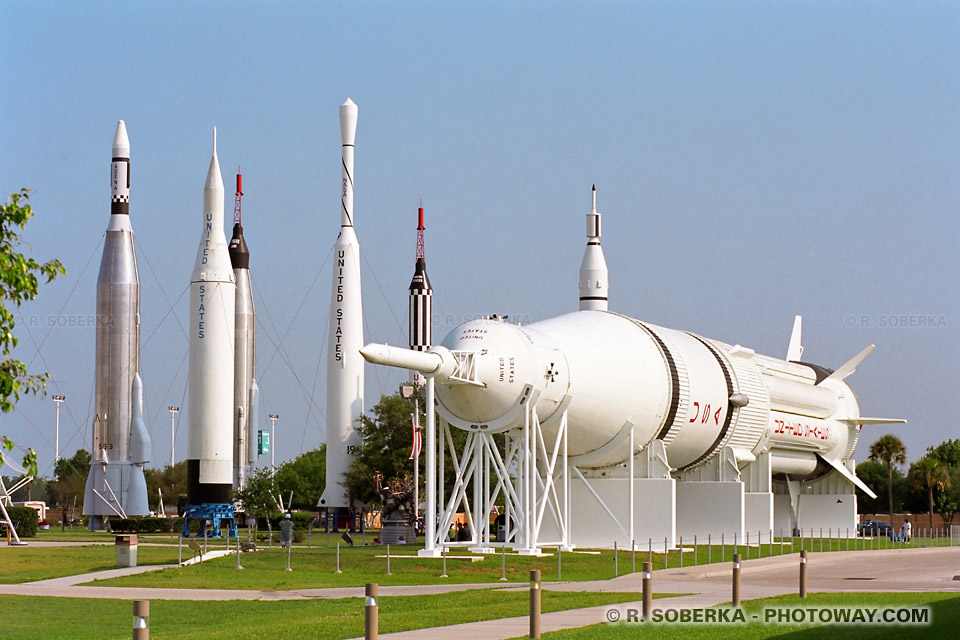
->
[[2, 1, 957, 477]]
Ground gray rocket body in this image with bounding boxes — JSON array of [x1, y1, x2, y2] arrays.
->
[[83, 120, 151, 523]]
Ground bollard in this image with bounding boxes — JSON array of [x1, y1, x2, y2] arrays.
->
[[178, 534, 182, 566], [779, 529, 783, 555], [285, 539, 292, 572], [558, 546, 562, 581], [642, 561, 653, 622], [308, 518, 313, 548], [530, 569, 541, 639], [133, 600, 149, 640], [365, 583, 378, 640], [732, 554, 741, 608], [799, 550, 807, 598], [846, 529, 849, 552], [326, 511, 331, 548], [441, 544, 448, 578], [819, 528, 823, 553], [336, 541, 342, 574], [386, 544, 391, 576], [721, 533, 725, 564], [500, 544, 508, 581], [614, 540, 618, 577], [648, 538, 652, 565], [203, 525, 208, 556], [236, 537, 243, 570]]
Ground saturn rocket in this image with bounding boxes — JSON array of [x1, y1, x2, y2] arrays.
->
[[83, 120, 151, 526], [229, 172, 257, 490], [319, 99, 364, 511], [185, 129, 236, 508]]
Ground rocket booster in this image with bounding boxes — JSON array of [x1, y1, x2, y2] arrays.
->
[[229, 172, 256, 489], [579, 185, 608, 311], [186, 129, 236, 506], [320, 99, 364, 510], [409, 205, 432, 386], [83, 120, 151, 521], [362, 312, 892, 494]]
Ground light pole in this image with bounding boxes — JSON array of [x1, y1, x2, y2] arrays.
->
[[52, 395, 65, 472], [269, 414, 279, 473], [168, 406, 180, 467]]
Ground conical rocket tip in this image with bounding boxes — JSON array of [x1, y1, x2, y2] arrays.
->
[[113, 120, 130, 156], [339, 98, 358, 145]]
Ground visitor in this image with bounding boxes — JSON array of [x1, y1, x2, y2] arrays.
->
[[902, 518, 912, 543], [280, 513, 294, 548]]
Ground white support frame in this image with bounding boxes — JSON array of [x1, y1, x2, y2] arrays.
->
[[426, 390, 572, 555]]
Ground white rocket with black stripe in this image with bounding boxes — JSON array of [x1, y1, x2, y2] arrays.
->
[[579, 185, 608, 311], [409, 206, 432, 386], [319, 98, 364, 511]]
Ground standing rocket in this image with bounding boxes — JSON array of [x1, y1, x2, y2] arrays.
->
[[183, 129, 236, 535], [83, 120, 151, 527], [319, 99, 364, 512], [408, 205, 433, 386], [578, 185, 608, 311], [229, 172, 257, 490]]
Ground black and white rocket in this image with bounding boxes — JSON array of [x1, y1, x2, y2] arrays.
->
[[578, 185, 608, 311], [319, 99, 364, 510], [228, 172, 257, 490], [186, 129, 236, 507], [83, 120, 151, 526], [408, 205, 433, 386]]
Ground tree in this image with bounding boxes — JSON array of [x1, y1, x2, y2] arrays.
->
[[344, 391, 468, 509], [869, 434, 907, 524], [144, 461, 187, 512], [234, 466, 279, 533], [1, 189, 66, 412], [855, 460, 907, 515], [47, 449, 91, 510], [274, 446, 326, 510], [908, 455, 951, 531], [926, 439, 960, 467]]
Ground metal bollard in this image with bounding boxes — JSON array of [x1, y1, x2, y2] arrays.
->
[[732, 554, 741, 607], [133, 600, 149, 640], [441, 544, 448, 578], [799, 550, 807, 598], [558, 546, 562, 581], [365, 583, 378, 640], [386, 544, 391, 576], [530, 569, 541, 639], [178, 534, 182, 566], [336, 541, 342, 574], [819, 528, 823, 553], [500, 544, 507, 581], [642, 561, 653, 622], [614, 540, 618, 577], [236, 537, 243, 570], [285, 539, 292, 572]]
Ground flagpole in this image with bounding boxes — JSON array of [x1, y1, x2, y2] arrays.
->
[[413, 398, 419, 528]]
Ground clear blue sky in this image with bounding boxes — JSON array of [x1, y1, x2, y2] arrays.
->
[[2, 1, 957, 478]]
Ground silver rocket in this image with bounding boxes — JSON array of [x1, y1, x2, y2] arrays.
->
[[319, 98, 364, 510], [578, 185, 608, 311], [229, 172, 257, 490], [83, 120, 151, 525], [186, 129, 236, 506]]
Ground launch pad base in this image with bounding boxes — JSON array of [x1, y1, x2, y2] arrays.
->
[[181, 503, 237, 538]]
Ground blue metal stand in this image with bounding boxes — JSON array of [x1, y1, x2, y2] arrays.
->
[[181, 503, 237, 538]]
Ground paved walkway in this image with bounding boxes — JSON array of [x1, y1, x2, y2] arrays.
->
[[2, 546, 958, 638]]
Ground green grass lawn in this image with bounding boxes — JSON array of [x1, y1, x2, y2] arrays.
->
[[0, 589, 649, 640], [533, 592, 960, 639], [0, 545, 181, 583]]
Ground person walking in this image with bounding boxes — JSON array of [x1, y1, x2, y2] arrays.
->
[[280, 513, 295, 548]]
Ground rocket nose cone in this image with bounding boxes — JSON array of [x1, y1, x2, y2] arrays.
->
[[205, 127, 223, 191], [340, 98, 358, 145], [113, 120, 130, 156], [359, 343, 387, 364]]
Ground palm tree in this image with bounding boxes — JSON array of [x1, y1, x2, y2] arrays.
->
[[869, 435, 907, 525], [909, 456, 952, 531]]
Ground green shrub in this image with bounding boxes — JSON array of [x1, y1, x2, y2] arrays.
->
[[258, 511, 315, 530], [109, 516, 172, 533], [8, 506, 39, 538]]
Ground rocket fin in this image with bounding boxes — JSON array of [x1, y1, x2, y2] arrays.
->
[[786, 315, 803, 361], [836, 417, 906, 426], [817, 454, 877, 499], [821, 344, 874, 384]]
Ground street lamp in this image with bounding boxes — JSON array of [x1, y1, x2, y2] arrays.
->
[[269, 414, 279, 473], [52, 395, 65, 472], [168, 406, 180, 467]]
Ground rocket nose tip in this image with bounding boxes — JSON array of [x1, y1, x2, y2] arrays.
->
[[113, 120, 130, 153]]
